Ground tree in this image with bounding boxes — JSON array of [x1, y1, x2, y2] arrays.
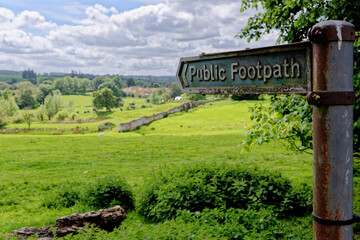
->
[[169, 83, 182, 99], [150, 89, 164, 104], [238, 0, 360, 153], [22, 111, 34, 129], [0, 89, 19, 117], [22, 69, 37, 85], [98, 81, 121, 97], [14, 82, 40, 109], [126, 78, 136, 87], [91, 76, 105, 91], [44, 90, 62, 120], [36, 105, 46, 122], [92, 88, 120, 112]]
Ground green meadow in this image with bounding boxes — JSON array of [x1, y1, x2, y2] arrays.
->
[[0, 97, 359, 238]]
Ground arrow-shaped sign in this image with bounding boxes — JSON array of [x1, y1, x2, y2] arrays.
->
[[176, 42, 312, 95]]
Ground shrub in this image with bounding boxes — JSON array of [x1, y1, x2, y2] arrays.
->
[[81, 176, 135, 211], [44, 176, 135, 211], [69, 208, 310, 240], [98, 121, 115, 131], [43, 183, 80, 209], [12, 115, 24, 124], [55, 111, 69, 121], [0, 117, 7, 128], [137, 163, 312, 222]]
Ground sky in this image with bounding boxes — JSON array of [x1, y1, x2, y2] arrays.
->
[[0, 0, 278, 76]]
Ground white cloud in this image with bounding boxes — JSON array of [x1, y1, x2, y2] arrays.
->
[[0, 2, 278, 75]]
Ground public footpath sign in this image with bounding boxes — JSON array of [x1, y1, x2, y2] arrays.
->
[[177, 20, 357, 240], [177, 42, 312, 94]]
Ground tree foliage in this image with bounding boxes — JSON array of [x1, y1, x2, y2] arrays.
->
[[92, 88, 120, 112], [244, 95, 313, 153], [238, 0, 360, 153], [170, 82, 182, 98], [22, 111, 34, 129], [0, 89, 19, 117], [21, 69, 37, 84], [44, 90, 63, 120]]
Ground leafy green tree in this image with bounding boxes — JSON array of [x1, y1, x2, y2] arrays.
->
[[161, 92, 172, 103], [150, 89, 164, 104], [38, 82, 53, 104], [92, 88, 120, 112], [22, 111, 34, 129], [14, 82, 40, 109], [78, 78, 90, 94], [238, 0, 360, 153], [0, 90, 19, 117], [22, 69, 37, 85], [98, 81, 121, 97], [44, 90, 63, 120], [126, 78, 136, 87], [91, 76, 105, 91], [112, 76, 123, 89], [170, 83, 182, 99], [36, 105, 46, 122]]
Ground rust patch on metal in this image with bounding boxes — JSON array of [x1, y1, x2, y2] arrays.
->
[[312, 43, 330, 91], [313, 107, 343, 239], [307, 91, 356, 105]]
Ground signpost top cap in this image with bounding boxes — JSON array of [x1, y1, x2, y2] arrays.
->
[[308, 20, 355, 42]]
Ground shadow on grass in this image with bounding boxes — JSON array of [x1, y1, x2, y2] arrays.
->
[[96, 111, 115, 117]]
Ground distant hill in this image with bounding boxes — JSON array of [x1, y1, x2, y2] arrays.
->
[[0, 70, 21, 76]]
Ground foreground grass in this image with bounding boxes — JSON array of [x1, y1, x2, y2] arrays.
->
[[1, 99, 358, 238], [0, 100, 315, 234]]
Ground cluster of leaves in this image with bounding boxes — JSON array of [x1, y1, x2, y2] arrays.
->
[[44, 176, 135, 211], [238, 0, 360, 44], [237, 0, 360, 154], [98, 121, 116, 132], [137, 164, 312, 223], [244, 95, 313, 153], [149, 88, 172, 104], [92, 88, 121, 112]]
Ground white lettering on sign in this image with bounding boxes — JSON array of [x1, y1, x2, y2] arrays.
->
[[190, 58, 301, 83]]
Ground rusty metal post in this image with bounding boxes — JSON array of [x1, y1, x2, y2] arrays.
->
[[308, 21, 355, 239]]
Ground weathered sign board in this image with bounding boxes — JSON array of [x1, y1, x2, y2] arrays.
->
[[176, 42, 312, 94]]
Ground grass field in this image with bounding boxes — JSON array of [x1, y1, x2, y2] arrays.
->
[[0, 74, 22, 83], [0, 98, 359, 238], [6, 96, 181, 132]]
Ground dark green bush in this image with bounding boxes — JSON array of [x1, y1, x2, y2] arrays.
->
[[137, 164, 312, 222], [44, 176, 134, 211], [81, 176, 135, 211], [98, 121, 116, 131]]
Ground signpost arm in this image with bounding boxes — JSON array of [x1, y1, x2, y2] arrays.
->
[[308, 20, 356, 239]]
